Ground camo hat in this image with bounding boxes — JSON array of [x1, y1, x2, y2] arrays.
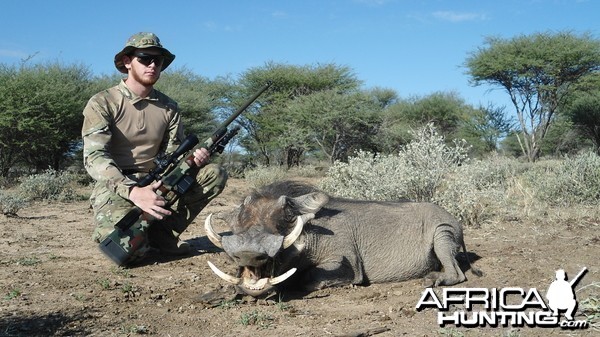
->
[[114, 32, 176, 73]]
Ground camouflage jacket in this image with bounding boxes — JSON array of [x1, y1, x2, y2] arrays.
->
[[81, 80, 184, 200]]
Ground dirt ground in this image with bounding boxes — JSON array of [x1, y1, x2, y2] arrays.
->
[[0, 177, 598, 337]]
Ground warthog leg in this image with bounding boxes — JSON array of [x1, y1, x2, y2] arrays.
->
[[302, 256, 360, 291], [424, 224, 467, 287]]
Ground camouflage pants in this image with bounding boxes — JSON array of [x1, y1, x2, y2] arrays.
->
[[90, 163, 228, 245]]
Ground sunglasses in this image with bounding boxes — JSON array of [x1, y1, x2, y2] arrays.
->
[[133, 52, 165, 67]]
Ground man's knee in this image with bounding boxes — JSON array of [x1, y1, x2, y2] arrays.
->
[[90, 187, 135, 243], [196, 163, 228, 198]]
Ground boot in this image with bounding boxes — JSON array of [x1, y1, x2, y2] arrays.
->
[[148, 223, 191, 256]]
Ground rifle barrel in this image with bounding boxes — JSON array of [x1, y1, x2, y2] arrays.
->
[[569, 267, 588, 287], [219, 81, 272, 128]]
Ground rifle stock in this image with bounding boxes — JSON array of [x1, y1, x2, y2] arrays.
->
[[99, 81, 272, 265]]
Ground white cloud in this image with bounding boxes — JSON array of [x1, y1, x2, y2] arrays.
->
[[432, 11, 488, 23]]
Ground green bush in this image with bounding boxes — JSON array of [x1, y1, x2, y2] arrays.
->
[[18, 169, 78, 201]]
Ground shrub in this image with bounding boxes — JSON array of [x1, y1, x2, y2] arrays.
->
[[243, 164, 327, 188], [244, 165, 288, 188], [525, 151, 600, 206], [0, 176, 9, 189], [434, 154, 521, 227], [320, 123, 470, 202], [287, 164, 327, 179], [399, 124, 471, 201], [0, 192, 28, 216], [319, 151, 408, 201], [18, 169, 78, 201]]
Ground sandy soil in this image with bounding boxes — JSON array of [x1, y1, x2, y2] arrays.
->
[[0, 178, 598, 337]]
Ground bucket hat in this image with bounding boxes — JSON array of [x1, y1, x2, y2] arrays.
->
[[114, 32, 175, 73]]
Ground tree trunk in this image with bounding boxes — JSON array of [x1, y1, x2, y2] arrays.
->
[[285, 145, 303, 169]]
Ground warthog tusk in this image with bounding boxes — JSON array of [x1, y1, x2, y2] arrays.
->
[[268, 268, 297, 285], [207, 261, 240, 285], [204, 213, 223, 249], [206, 261, 297, 291], [282, 213, 313, 249]]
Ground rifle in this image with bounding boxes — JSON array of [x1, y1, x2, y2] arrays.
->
[[99, 81, 272, 265], [569, 267, 588, 287]]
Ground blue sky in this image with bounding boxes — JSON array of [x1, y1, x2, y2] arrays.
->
[[0, 0, 598, 109]]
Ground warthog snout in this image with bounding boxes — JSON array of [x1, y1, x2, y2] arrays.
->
[[232, 251, 269, 267]]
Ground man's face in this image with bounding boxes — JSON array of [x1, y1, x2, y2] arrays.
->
[[124, 48, 164, 86]]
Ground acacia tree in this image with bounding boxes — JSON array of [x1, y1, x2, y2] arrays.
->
[[0, 62, 94, 175], [284, 90, 383, 163], [456, 103, 514, 155], [235, 62, 362, 166], [561, 73, 600, 154], [466, 31, 600, 161], [567, 93, 600, 153], [156, 67, 226, 139], [378, 91, 511, 156]]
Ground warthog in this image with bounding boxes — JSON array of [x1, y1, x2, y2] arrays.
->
[[205, 181, 481, 296]]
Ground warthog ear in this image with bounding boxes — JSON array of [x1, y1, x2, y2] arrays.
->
[[290, 192, 329, 214]]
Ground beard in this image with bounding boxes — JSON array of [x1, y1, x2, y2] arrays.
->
[[130, 68, 160, 86]]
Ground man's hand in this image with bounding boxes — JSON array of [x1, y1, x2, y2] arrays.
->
[[187, 147, 210, 167], [128, 181, 171, 219]]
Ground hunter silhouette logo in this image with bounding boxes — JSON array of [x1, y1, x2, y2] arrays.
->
[[416, 267, 590, 329], [546, 267, 587, 321]]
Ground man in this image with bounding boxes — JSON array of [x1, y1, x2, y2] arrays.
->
[[546, 269, 579, 321], [82, 32, 227, 264]]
